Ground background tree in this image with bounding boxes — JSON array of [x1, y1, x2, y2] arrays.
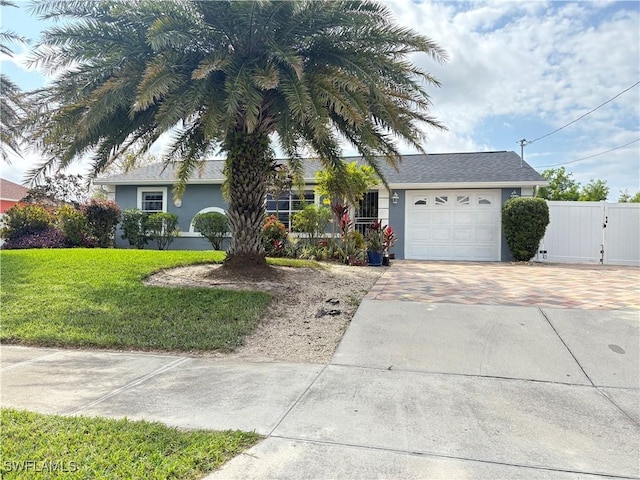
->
[[266, 163, 294, 219], [618, 190, 640, 203], [579, 179, 609, 201], [315, 162, 379, 209], [537, 167, 580, 201], [0, 0, 29, 163], [28, 0, 446, 271], [23, 173, 89, 206]]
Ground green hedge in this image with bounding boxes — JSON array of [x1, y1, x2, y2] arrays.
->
[[502, 197, 549, 261]]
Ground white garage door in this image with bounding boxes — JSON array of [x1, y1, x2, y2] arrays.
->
[[405, 190, 501, 261]]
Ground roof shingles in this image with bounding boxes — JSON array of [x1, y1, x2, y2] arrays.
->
[[95, 151, 545, 185]]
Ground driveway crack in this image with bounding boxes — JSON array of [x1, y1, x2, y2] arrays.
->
[[538, 307, 595, 386]]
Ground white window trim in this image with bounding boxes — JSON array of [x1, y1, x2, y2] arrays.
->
[[137, 187, 168, 213]]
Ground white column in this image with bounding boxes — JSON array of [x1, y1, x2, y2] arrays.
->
[[378, 188, 390, 225]]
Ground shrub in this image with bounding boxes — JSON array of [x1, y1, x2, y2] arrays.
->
[[193, 212, 228, 250], [261, 215, 288, 256], [57, 204, 90, 247], [121, 208, 150, 249], [0, 204, 54, 241], [82, 199, 121, 248], [502, 197, 550, 261], [2, 227, 65, 249], [292, 204, 331, 242], [147, 212, 179, 250]]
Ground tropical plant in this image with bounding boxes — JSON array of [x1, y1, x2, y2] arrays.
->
[[121, 208, 150, 249], [502, 197, 550, 262], [315, 162, 379, 208], [193, 212, 229, 250], [147, 212, 179, 250], [382, 225, 397, 252], [365, 220, 384, 253], [27, 0, 446, 271], [0, 0, 29, 163], [81, 199, 121, 248], [261, 215, 288, 257], [292, 204, 331, 242]]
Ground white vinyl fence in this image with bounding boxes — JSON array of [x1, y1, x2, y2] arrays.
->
[[537, 201, 640, 266]]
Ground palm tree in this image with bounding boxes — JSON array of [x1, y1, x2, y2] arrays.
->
[[28, 0, 446, 269], [0, 0, 29, 163]]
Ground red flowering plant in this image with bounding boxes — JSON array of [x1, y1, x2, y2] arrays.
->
[[261, 215, 288, 256], [367, 221, 397, 254], [365, 220, 384, 253], [383, 225, 397, 252]]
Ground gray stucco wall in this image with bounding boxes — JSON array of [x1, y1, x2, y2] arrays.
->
[[500, 188, 520, 261], [115, 184, 227, 250], [388, 189, 406, 260]]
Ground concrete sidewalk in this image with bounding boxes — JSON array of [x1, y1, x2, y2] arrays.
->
[[2, 302, 638, 479]]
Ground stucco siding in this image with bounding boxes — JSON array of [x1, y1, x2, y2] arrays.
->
[[500, 188, 520, 261], [115, 184, 228, 249], [388, 189, 406, 260]]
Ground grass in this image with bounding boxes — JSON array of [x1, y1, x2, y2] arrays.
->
[[0, 408, 260, 480], [0, 249, 272, 352]]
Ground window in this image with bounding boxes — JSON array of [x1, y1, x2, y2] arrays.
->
[[137, 187, 167, 213], [457, 195, 470, 205], [266, 191, 315, 229], [435, 195, 449, 206], [478, 196, 492, 205], [355, 191, 379, 235]]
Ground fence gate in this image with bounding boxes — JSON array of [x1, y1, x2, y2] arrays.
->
[[538, 201, 640, 266]]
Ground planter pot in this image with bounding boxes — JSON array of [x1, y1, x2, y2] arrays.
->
[[367, 251, 383, 266], [382, 254, 390, 267]]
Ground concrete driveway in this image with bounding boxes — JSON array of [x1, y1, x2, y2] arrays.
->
[[2, 262, 639, 479]]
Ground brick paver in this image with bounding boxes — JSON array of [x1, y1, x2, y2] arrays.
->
[[366, 261, 640, 310]]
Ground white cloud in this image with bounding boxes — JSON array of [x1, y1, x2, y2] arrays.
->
[[386, 0, 639, 198]]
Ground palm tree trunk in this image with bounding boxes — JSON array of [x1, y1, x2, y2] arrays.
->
[[224, 130, 270, 269]]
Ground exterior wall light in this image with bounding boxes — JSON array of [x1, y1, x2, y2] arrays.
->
[[510, 190, 520, 199], [391, 192, 399, 204]]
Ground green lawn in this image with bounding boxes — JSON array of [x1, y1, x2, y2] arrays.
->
[[0, 408, 260, 480], [0, 249, 272, 352]]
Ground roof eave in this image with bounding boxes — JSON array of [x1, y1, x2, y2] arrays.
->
[[387, 181, 549, 189]]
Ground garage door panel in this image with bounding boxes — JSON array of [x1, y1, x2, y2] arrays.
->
[[405, 189, 501, 261], [475, 226, 496, 242], [431, 211, 451, 225], [474, 246, 496, 260], [453, 245, 475, 259], [453, 228, 473, 241], [454, 211, 473, 225], [474, 211, 494, 224], [431, 227, 452, 241]]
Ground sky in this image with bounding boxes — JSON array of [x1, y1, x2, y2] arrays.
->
[[1, 0, 639, 200]]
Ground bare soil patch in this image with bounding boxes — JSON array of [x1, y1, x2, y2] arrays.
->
[[144, 263, 384, 363]]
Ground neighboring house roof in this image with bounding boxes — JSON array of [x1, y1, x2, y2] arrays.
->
[[0, 178, 28, 201], [95, 151, 546, 187]]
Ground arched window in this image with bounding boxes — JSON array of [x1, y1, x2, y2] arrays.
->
[[189, 207, 227, 234]]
